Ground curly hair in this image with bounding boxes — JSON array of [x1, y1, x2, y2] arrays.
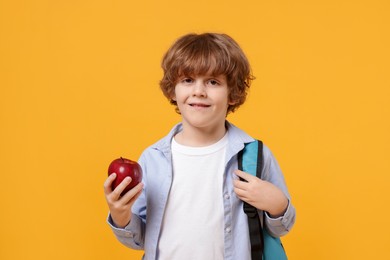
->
[[159, 33, 254, 114]]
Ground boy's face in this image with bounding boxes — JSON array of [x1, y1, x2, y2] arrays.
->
[[172, 74, 235, 131]]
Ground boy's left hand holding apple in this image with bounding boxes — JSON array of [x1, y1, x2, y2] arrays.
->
[[233, 170, 288, 218]]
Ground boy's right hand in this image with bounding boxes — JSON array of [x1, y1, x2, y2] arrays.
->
[[103, 173, 144, 228]]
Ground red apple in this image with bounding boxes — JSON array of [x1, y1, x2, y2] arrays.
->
[[108, 157, 142, 196]]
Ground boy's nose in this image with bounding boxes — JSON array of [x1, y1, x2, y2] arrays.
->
[[193, 80, 207, 97]]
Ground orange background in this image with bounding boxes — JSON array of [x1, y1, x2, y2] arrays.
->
[[1, 0, 389, 259]]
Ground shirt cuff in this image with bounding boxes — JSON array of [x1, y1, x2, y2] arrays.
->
[[264, 200, 295, 231], [107, 213, 138, 239]]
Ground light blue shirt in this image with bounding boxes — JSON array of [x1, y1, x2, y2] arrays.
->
[[108, 121, 296, 260]]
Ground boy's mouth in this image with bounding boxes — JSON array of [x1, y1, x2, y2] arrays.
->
[[189, 103, 210, 108]]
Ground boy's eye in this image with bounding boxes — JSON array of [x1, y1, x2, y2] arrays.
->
[[208, 79, 219, 86], [182, 78, 193, 83]]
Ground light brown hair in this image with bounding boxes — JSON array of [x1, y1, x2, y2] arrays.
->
[[160, 33, 254, 114]]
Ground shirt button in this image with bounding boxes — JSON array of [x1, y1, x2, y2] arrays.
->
[[225, 227, 231, 233], [224, 193, 230, 199]]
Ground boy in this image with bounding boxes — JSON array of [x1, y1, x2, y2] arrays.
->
[[103, 33, 296, 260]]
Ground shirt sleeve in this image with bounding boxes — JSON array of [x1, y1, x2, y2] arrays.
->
[[106, 212, 145, 250], [261, 144, 296, 237], [264, 200, 296, 237]]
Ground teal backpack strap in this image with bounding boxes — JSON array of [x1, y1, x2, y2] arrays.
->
[[238, 140, 288, 260], [239, 141, 262, 179], [238, 140, 264, 260]]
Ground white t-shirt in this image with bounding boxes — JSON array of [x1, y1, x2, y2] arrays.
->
[[158, 133, 228, 260]]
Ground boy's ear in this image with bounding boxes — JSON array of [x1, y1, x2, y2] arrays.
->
[[228, 99, 237, 106]]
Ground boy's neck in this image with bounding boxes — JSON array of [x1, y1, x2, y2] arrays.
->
[[175, 121, 228, 147]]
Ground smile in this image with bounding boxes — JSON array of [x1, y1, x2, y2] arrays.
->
[[189, 103, 211, 108]]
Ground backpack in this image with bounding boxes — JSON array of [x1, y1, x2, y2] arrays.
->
[[237, 140, 288, 260]]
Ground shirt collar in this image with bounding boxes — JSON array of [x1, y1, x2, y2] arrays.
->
[[151, 121, 255, 159]]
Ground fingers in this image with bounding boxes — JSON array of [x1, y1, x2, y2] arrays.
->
[[233, 181, 252, 204], [234, 169, 254, 182], [233, 172, 249, 200], [103, 173, 117, 195], [111, 176, 132, 198], [121, 182, 144, 205], [233, 178, 248, 191], [233, 170, 254, 189], [233, 170, 262, 201], [104, 173, 140, 202], [233, 186, 247, 199]]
